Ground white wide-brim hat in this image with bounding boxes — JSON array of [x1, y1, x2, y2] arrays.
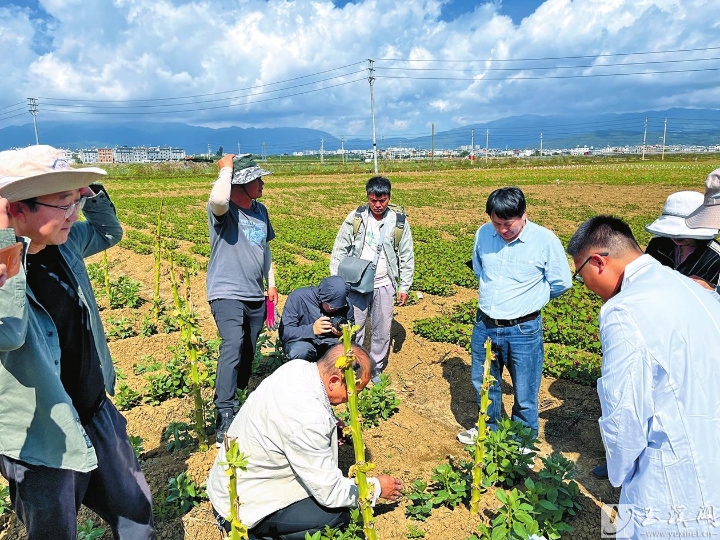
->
[[645, 190, 719, 240], [686, 168, 720, 230], [0, 145, 106, 202]]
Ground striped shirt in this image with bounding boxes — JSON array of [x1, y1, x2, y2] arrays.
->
[[645, 236, 720, 287]]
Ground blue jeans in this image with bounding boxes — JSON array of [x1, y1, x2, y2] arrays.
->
[[470, 310, 544, 436]]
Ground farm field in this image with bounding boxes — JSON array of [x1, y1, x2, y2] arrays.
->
[[2, 157, 719, 540]]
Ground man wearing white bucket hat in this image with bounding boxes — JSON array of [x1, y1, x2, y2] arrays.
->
[[644, 190, 720, 290], [207, 153, 278, 446], [0, 145, 154, 539]]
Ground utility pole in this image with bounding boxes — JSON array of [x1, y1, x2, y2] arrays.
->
[[641, 117, 648, 160], [262, 142, 266, 162], [485, 129, 489, 166], [471, 129, 475, 162], [27, 98, 39, 145], [320, 138, 324, 164], [540, 132, 543, 158], [367, 59, 378, 174], [431, 123, 435, 170], [237, 143, 240, 155], [341, 136, 345, 164], [662, 118, 667, 161], [207, 143, 211, 159]]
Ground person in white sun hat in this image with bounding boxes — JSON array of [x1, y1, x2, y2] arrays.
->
[[644, 190, 720, 290], [0, 145, 155, 540]]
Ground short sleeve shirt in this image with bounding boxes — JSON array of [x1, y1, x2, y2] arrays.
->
[[206, 200, 275, 302]]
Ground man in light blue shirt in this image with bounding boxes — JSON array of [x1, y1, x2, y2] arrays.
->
[[457, 187, 571, 444], [568, 215, 720, 539]]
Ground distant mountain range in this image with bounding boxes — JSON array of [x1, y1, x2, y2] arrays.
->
[[2, 108, 719, 155]]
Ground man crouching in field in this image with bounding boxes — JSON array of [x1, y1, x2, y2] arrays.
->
[[0, 146, 155, 539], [207, 344, 402, 539], [568, 215, 720, 539]]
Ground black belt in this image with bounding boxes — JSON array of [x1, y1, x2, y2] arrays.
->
[[480, 310, 540, 327]]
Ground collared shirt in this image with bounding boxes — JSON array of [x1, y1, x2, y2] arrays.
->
[[206, 361, 378, 528], [472, 219, 571, 319], [598, 255, 720, 538]]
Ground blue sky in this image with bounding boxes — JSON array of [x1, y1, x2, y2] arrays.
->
[[1, 0, 719, 139]]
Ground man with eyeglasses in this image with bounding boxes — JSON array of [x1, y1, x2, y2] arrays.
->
[[457, 186, 571, 445], [0, 145, 155, 540], [567, 215, 720, 539]]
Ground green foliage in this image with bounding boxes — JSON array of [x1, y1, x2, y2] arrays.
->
[[413, 295, 603, 386], [86, 262, 104, 285], [133, 355, 163, 375], [253, 332, 286, 375], [128, 435, 145, 460], [108, 275, 143, 309], [336, 374, 400, 429], [429, 462, 469, 509], [0, 485, 10, 518], [106, 316, 138, 340], [405, 524, 426, 539], [77, 519, 106, 540], [405, 480, 434, 521], [481, 419, 538, 489], [140, 314, 158, 337], [143, 357, 189, 405], [304, 508, 364, 539], [163, 421, 196, 452], [115, 382, 141, 410], [161, 472, 207, 518]]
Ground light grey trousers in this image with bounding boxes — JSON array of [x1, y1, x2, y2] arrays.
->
[[349, 282, 395, 373]]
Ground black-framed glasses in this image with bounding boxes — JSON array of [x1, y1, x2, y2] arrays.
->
[[33, 197, 87, 218], [573, 252, 609, 283]]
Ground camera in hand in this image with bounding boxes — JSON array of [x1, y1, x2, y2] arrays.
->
[[328, 315, 348, 332]]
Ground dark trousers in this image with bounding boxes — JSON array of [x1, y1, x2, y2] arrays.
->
[[282, 340, 334, 362], [0, 399, 155, 540], [214, 497, 350, 540], [210, 298, 266, 412]]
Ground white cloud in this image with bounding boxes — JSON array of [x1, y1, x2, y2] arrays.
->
[[0, 0, 719, 138]]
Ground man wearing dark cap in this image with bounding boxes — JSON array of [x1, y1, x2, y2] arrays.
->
[[207, 153, 278, 445], [279, 276, 354, 361]]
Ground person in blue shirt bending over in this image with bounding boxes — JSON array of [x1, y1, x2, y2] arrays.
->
[[457, 187, 572, 445]]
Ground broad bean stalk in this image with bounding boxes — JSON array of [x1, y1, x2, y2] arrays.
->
[[470, 337, 495, 514], [218, 438, 250, 540], [334, 324, 378, 540]]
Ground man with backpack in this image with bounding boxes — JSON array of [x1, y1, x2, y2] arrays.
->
[[330, 176, 414, 382]]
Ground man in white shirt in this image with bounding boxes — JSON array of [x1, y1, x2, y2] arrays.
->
[[568, 215, 720, 539], [206, 344, 402, 539]]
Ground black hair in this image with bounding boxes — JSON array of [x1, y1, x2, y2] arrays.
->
[[366, 176, 391, 198], [567, 215, 641, 257], [485, 187, 526, 219], [19, 198, 39, 212]]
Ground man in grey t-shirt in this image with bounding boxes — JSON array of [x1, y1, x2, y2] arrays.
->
[[207, 153, 278, 445]]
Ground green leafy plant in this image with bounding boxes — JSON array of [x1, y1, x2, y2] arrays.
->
[[128, 435, 145, 460], [114, 382, 141, 410], [108, 275, 143, 309], [304, 508, 364, 539], [164, 421, 196, 452], [132, 355, 163, 375], [405, 524, 426, 539], [140, 314, 158, 337], [429, 462, 469, 509], [77, 518, 106, 540], [336, 373, 400, 429], [106, 316, 137, 340], [0, 485, 11, 519], [162, 472, 207, 517], [482, 418, 538, 489], [471, 337, 495, 513], [404, 480, 433, 521], [218, 437, 250, 539]]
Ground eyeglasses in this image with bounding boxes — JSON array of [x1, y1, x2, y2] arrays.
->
[[33, 197, 87, 218], [573, 252, 609, 283]]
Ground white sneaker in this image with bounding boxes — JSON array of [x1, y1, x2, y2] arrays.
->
[[456, 427, 478, 445]]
